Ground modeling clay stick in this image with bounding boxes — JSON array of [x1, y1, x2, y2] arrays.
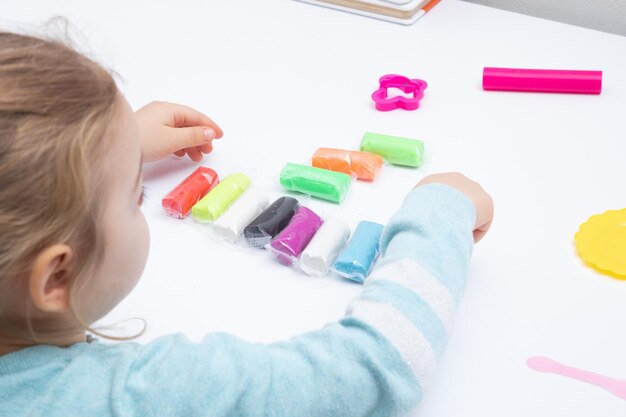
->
[[191, 173, 250, 222], [269, 206, 323, 266], [312, 148, 351, 177], [312, 148, 383, 181], [483, 67, 603, 94], [360, 132, 424, 167], [162, 167, 219, 218], [279, 163, 351, 203], [332, 220, 384, 283], [348, 150, 384, 181], [300, 218, 351, 277], [212, 189, 270, 242], [244, 197, 299, 248]]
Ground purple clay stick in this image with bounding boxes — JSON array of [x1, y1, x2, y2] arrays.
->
[[270, 206, 323, 266]]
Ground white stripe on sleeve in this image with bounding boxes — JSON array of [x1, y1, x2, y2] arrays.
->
[[367, 259, 455, 333], [346, 298, 437, 389]]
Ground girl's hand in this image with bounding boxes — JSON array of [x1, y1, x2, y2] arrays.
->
[[416, 173, 494, 243], [135, 101, 224, 162]]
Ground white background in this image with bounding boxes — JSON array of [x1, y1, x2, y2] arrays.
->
[[3, 1, 626, 416]]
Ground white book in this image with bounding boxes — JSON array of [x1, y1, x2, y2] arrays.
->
[[294, 0, 432, 25]]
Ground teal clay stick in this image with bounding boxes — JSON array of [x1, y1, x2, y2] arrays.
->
[[192, 173, 251, 222], [359, 132, 425, 167], [279, 163, 351, 204]]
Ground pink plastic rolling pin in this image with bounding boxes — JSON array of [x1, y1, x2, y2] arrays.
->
[[483, 67, 602, 94]]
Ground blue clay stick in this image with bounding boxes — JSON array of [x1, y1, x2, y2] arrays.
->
[[332, 220, 384, 283]]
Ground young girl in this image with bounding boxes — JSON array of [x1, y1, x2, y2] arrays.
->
[[0, 32, 493, 417]]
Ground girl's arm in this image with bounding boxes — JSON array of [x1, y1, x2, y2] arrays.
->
[[110, 177, 491, 417]]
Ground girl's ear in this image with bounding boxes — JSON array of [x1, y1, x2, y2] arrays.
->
[[29, 244, 74, 313]]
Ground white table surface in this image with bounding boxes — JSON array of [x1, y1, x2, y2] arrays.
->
[[4, 1, 626, 415]]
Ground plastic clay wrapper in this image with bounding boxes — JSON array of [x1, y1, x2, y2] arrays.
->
[[244, 196, 300, 248], [300, 217, 351, 277], [332, 220, 384, 283], [279, 163, 351, 203], [312, 148, 383, 181], [191, 173, 250, 222], [211, 188, 270, 243], [162, 167, 219, 218], [268, 206, 323, 266], [360, 132, 424, 167]]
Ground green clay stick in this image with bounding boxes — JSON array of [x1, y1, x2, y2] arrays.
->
[[360, 132, 425, 167], [192, 173, 251, 222], [279, 163, 351, 204]]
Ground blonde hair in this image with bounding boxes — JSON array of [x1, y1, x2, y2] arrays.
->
[[0, 31, 123, 344]]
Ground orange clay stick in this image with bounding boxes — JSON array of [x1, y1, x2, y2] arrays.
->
[[312, 148, 383, 181]]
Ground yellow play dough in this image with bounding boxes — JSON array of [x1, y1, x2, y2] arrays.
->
[[575, 209, 626, 278]]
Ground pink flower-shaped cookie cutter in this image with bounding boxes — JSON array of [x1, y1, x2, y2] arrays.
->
[[371, 74, 428, 111]]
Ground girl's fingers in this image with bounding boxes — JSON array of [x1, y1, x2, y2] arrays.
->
[[167, 103, 224, 138], [199, 142, 213, 154], [185, 147, 203, 162]]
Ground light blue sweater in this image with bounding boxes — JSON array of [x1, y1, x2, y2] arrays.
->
[[0, 184, 475, 417]]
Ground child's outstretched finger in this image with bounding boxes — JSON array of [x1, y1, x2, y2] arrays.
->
[[166, 126, 214, 156], [185, 147, 203, 162], [199, 142, 213, 154]]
